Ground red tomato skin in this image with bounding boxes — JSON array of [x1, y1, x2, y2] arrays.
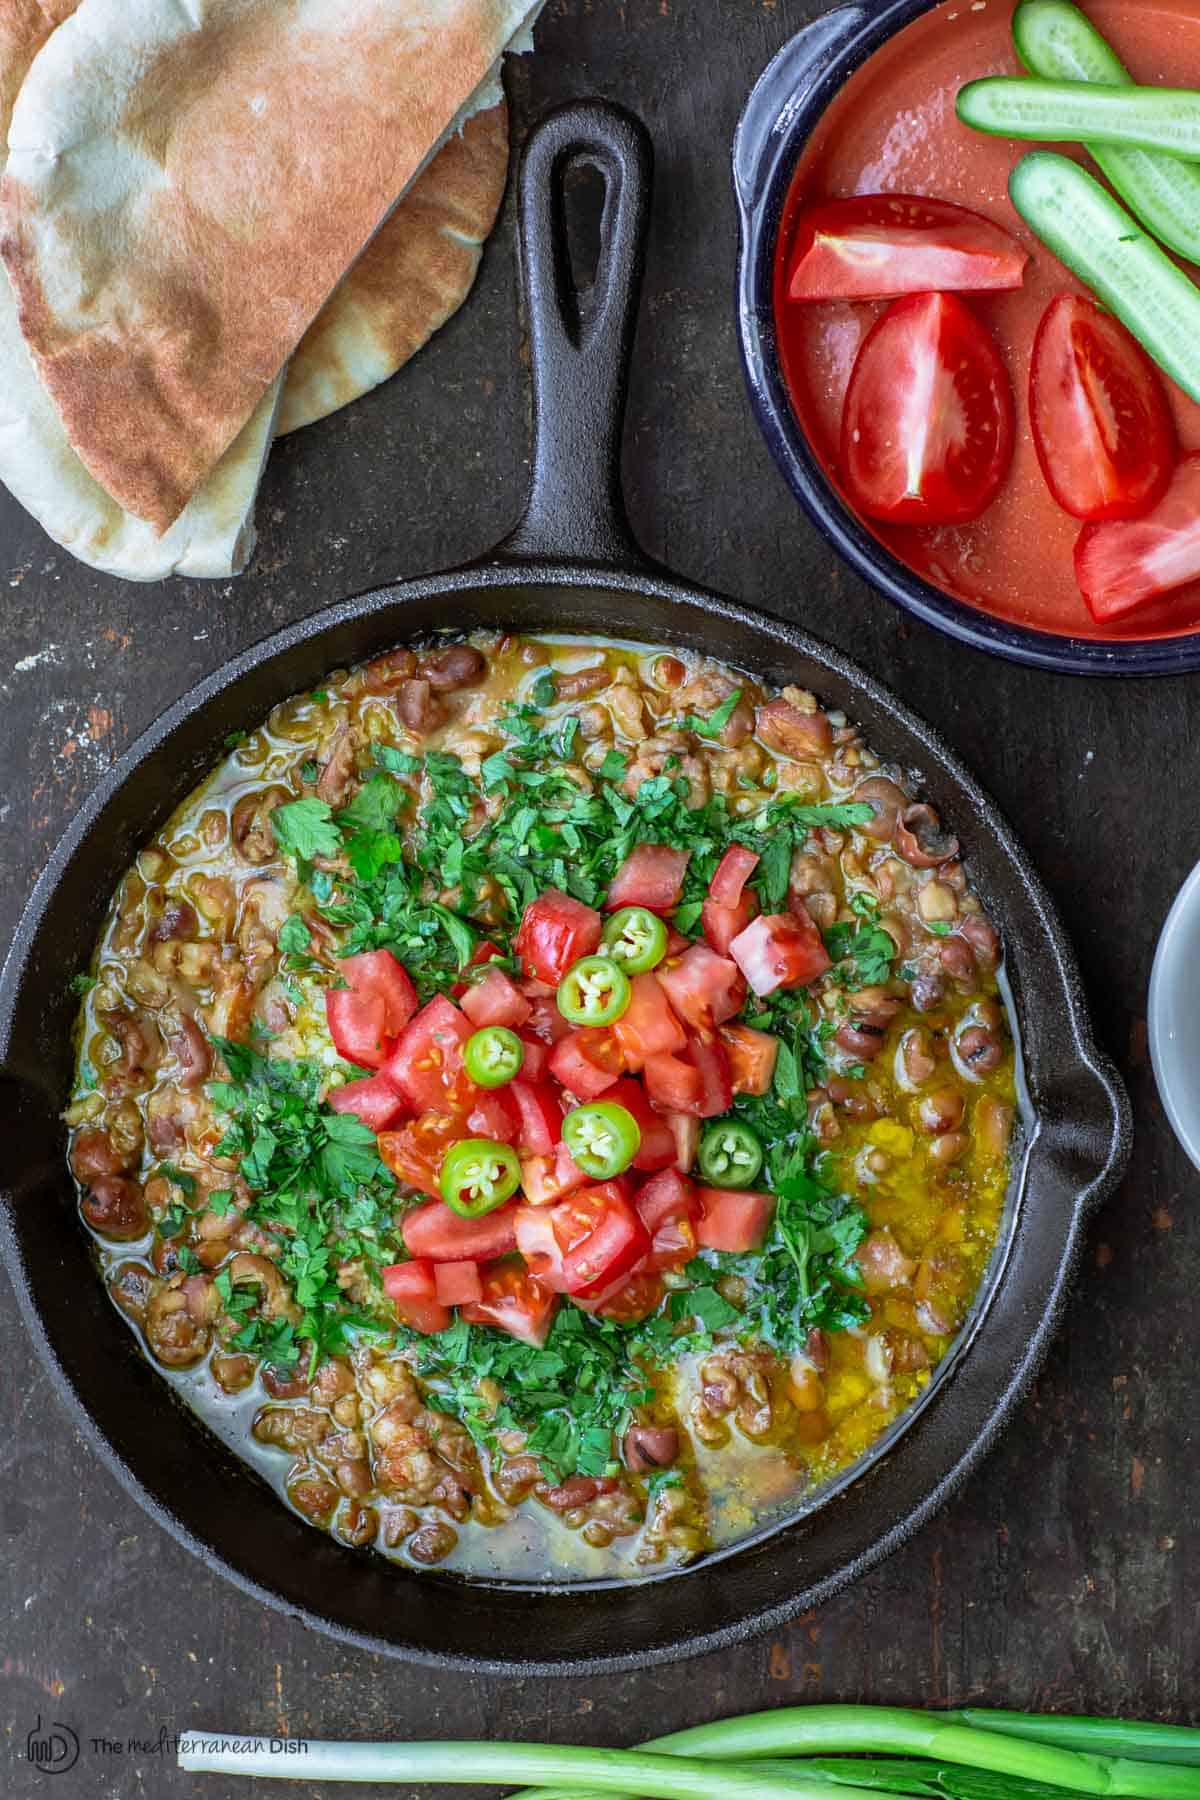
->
[[381, 1260, 451, 1334], [695, 1187, 776, 1252], [378, 1112, 462, 1197], [508, 1079, 564, 1156], [701, 890, 758, 958], [643, 1050, 704, 1113], [548, 1028, 623, 1099], [433, 1260, 484, 1307], [326, 1072, 409, 1131], [787, 194, 1028, 302], [519, 1141, 589, 1207], [578, 1267, 666, 1323], [613, 971, 688, 1068], [514, 890, 603, 985], [635, 1169, 700, 1271], [1075, 452, 1200, 620], [662, 1109, 700, 1173], [516, 1034, 549, 1080], [606, 1078, 677, 1171], [687, 1031, 735, 1119], [460, 967, 532, 1030], [451, 941, 503, 997], [720, 1022, 780, 1096], [709, 845, 759, 908], [842, 291, 1015, 526], [730, 911, 831, 996], [325, 989, 391, 1070], [656, 943, 746, 1030], [552, 1182, 650, 1297], [461, 1262, 558, 1346], [1031, 293, 1176, 524], [605, 844, 691, 913], [381, 996, 474, 1112], [523, 995, 573, 1047], [514, 1203, 570, 1290], [401, 1198, 519, 1263], [342, 949, 419, 1031]]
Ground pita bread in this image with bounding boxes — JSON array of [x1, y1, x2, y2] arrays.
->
[[1, 0, 543, 530], [278, 100, 509, 436], [0, 0, 280, 579]]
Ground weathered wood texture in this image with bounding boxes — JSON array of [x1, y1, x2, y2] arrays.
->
[[1, 1, 1196, 1794]]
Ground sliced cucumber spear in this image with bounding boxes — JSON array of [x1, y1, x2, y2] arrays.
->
[[1013, 0, 1200, 264], [959, 77, 1200, 161], [1009, 152, 1200, 402]]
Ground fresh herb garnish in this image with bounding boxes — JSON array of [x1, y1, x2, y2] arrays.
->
[[672, 688, 743, 739]]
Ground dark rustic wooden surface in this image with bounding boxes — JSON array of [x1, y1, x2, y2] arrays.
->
[[2, 2, 1196, 1794]]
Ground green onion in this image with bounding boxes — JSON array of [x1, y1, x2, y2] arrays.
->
[[950, 1712, 1200, 1768]]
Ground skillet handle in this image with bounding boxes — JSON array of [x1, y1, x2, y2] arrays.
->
[[495, 99, 653, 569]]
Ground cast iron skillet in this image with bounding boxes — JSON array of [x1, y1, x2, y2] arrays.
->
[[0, 101, 1130, 1675]]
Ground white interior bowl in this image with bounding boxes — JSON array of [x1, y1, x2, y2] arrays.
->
[[1149, 859, 1200, 1171]]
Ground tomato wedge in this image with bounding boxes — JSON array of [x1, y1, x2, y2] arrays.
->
[[326, 1072, 408, 1132], [519, 1140, 589, 1207], [381, 996, 473, 1113], [514, 890, 603, 985], [381, 1260, 450, 1335], [461, 1262, 558, 1346], [460, 966, 532, 1030], [613, 971, 687, 1068], [1031, 294, 1176, 524], [551, 1181, 649, 1297], [701, 889, 758, 958], [642, 1050, 703, 1113], [729, 912, 831, 996], [695, 1187, 776, 1252], [656, 943, 746, 1031], [400, 1197, 518, 1262], [579, 1268, 665, 1323], [605, 844, 691, 913], [841, 291, 1015, 526], [1075, 454, 1200, 620], [720, 1022, 779, 1096], [787, 194, 1028, 303]]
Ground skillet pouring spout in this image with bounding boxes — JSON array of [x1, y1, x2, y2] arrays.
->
[[0, 97, 1129, 1672]]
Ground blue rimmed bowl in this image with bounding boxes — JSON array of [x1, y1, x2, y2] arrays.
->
[[732, 0, 1200, 677]]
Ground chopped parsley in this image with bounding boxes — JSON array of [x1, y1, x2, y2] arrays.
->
[[824, 892, 898, 991]]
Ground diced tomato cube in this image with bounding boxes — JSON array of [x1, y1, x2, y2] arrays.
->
[[433, 1260, 484, 1308], [464, 1087, 520, 1143], [378, 1111, 463, 1196], [517, 1033, 549, 1079], [665, 928, 691, 957], [643, 1050, 703, 1113], [519, 1140, 589, 1207], [720, 1022, 779, 1096], [381, 996, 474, 1112], [607, 1078, 677, 1171], [523, 995, 573, 1046], [461, 1262, 559, 1346], [460, 966, 532, 1030], [656, 942, 746, 1030], [326, 989, 391, 1070], [576, 1267, 665, 1322], [548, 1028, 624, 1099], [695, 1186, 776, 1252], [709, 845, 760, 908], [688, 1031, 734, 1118], [605, 844, 691, 913], [701, 890, 758, 958], [550, 1180, 650, 1297], [514, 1202, 570, 1291], [635, 1169, 700, 1272], [326, 1072, 409, 1132], [613, 971, 687, 1069], [381, 1259, 451, 1334], [729, 912, 831, 996], [401, 1198, 519, 1262], [508, 1079, 564, 1156], [514, 890, 603, 985], [450, 941, 503, 997], [662, 1109, 700, 1173]]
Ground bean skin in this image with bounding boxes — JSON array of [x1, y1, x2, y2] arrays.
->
[[555, 663, 611, 700], [418, 645, 487, 691], [82, 1175, 148, 1240]]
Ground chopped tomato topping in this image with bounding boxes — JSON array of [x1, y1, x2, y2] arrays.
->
[[613, 971, 687, 1068], [516, 1033, 550, 1080], [326, 1072, 408, 1132], [635, 1169, 699, 1271], [729, 912, 831, 996], [461, 1261, 559, 1347], [701, 889, 758, 958], [661, 1108, 700, 1173], [606, 1077, 677, 1171], [519, 1140, 589, 1207], [522, 993, 573, 1046], [433, 1260, 484, 1307], [656, 942, 746, 1030], [687, 1030, 735, 1119], [460, 966, 532, 1030], [514, 889, 603, 985], [381, 1259, 451, 1334], [400, 1197, 519, 1262], [579, 1268, 665, 1323], [548, 1027, 624, 1099], [325, 948, 419, 1070], [720, 1022, 780, 1096], [709, 845, 760, 908], [514, 1203, 570, 1291], [381, 995, 474, 1112], [642, 1050, 703, 1113], [450, 940, 503, 998], [378, 1111, 463, 1197], [464, 1087, 520, 1144], [605, 844, 691, 913], [695, 1186, 776, 1252], [508, 1079, 564, 1156], [551, 1180, 650, 1297]]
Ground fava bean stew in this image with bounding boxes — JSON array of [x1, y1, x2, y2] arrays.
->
[[66, 635, 1016, 1581]]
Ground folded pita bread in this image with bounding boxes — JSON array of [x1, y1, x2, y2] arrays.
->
[[1, 0, 542, 531], [0, 0, 281, 579], [278, 100, 508, 436]]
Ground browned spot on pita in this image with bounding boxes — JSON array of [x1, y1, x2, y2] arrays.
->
[[278, 102, 509, 435]]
